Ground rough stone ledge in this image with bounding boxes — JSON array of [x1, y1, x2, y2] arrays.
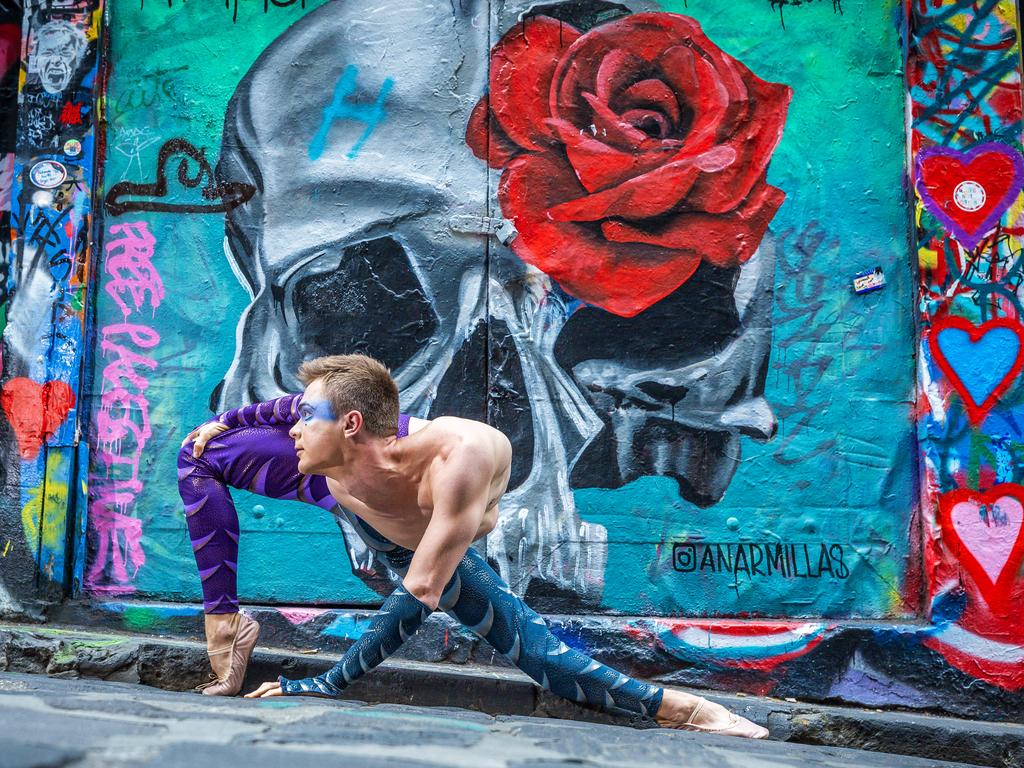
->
[[1, 621, 1021, 768]]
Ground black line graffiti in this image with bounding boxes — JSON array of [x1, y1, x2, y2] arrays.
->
[[769, 0, 843, 30], [104, 138, 255, 216]]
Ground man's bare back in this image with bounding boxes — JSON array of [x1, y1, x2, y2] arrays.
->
[[324, 416, 512, 551], [289, 380, 513, 610]]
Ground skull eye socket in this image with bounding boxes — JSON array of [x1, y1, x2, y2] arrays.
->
[[429, 319, 534, 492], [291, 237, 439, 372], [553, 262, 743, 373]]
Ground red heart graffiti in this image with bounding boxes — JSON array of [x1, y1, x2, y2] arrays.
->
[[916, 143, 1024, 251], [1, 377, 76, 461], [939, 484, 1024, 609]]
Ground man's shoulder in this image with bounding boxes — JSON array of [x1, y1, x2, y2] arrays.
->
[[423, 417, 509, 458], [423, 415, 492, 434]]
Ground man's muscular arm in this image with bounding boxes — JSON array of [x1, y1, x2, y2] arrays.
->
[[401, 448, 494, 610], [247, 451, 493, 699], [180, 394, 302, 458]]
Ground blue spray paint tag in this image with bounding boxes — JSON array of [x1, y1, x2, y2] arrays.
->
[[852, 267, 886, 294]]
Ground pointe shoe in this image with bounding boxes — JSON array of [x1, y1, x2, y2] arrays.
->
[[672, 698, 770, 739], [196, 612, 260, 696]]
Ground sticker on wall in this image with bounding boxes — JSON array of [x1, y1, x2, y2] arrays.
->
[[928, 316, 1024, 425], [63, 139, 82, 157], [939, 485, 1024, 608], [852, 267, 886, 295], [915, 143, 1024, 251], [29, 159, 67, 189]]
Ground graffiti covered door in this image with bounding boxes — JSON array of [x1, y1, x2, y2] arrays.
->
[[86, 0, 918, 619], [87, 0, 490, 606], [476, 0, 918, 617]]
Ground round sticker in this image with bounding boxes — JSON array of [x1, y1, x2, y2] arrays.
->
[[29, 160, 67, 189], [63, 139, 82, 157], [953, 180, 986, 213]]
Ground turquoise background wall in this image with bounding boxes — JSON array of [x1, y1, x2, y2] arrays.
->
[[85, 0, 916, 619]]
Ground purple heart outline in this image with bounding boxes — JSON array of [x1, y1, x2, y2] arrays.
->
[[915, 142, 1024, 251]]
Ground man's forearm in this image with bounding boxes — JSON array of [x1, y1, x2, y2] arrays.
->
[[278, 586, 432, 697], [216, 394, 301, 429]]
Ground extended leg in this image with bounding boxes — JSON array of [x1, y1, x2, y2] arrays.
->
[[441, 548, 662, 720], [443, 549, 767, 735], [271, 537, 766, 735], [177, 423, 336, 694]]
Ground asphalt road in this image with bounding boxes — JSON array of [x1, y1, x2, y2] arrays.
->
[[0, 673, 983, 768]]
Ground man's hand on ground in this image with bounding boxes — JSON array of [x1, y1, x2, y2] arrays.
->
[[244, 681, 283, 698], [181, 421, 230, 458]]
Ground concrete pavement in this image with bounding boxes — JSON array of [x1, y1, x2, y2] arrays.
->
[[0, 673, 992, 768]]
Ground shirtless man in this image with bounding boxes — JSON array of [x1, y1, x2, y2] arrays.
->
[[178, 354, 767, 737]]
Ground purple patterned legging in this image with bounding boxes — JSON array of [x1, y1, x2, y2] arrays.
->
[[177, 395, 409, 613], [177, 396, 413, 613]]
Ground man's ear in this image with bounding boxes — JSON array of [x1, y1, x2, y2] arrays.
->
[[341, 410, 364, 438]]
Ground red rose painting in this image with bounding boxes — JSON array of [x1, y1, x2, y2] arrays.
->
[[466, 13, 792, 318]]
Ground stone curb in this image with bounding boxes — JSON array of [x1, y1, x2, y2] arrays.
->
[[1, 622, 1021, 768]]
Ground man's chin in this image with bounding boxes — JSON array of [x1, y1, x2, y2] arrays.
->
[[297, 459, 326, 476]]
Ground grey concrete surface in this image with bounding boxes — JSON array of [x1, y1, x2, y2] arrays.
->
[[0, 673, 991, 768], [3, 623, 1024, 767]]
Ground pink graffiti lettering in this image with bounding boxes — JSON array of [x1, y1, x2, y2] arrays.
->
[[103, 221, 163, 318], [85, 502, 146, 590], [86, 222, 162, 594]]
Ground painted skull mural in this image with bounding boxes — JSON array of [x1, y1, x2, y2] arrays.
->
[[0, 0, 1013, 723], [213, 0, 789, 605]]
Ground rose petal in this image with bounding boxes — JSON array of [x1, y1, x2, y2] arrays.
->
[[595, 49, 647, 105], [620, 109, 672, 139], [490, 15, 580, 152], [499, 153, 702, 317], [581, 92, 651, 149], [546, 117, 677, 192], [465, 97, 521, 169], [547, 145, 736, 222], [656, 44, 730, 152], [553, 13, 709, 125], [685, 72, 792, 213], [618, 78, 681, 127], [602, 182, 786, 267]]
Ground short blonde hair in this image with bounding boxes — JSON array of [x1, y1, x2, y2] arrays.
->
[[297, 354, 399, 437]]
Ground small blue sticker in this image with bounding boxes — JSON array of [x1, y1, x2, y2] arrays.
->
[[853, 267, 886, 295]]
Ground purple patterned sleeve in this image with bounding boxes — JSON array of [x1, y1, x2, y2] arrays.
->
[[215, 394, 302, 429]]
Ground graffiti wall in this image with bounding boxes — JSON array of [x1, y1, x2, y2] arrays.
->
[[88, 0, 917, 621], [0, 0, 101, 612], [910, 0, 1024, 692], [0, 0, 1006, 718]]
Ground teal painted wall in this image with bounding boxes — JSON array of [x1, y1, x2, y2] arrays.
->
[[85, 0, 915, 620]]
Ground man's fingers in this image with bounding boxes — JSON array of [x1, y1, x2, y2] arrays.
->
[[192, 437, 206, 459], [244, 681, 281, 698]]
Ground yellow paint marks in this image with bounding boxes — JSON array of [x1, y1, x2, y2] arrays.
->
[[2, 540, 10, 557], [21, 452, 70, 555], [919, 247, 939, 270], [946, 12, 970, 34]]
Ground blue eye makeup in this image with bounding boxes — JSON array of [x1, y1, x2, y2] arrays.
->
[[298, 400, 336, 422]]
